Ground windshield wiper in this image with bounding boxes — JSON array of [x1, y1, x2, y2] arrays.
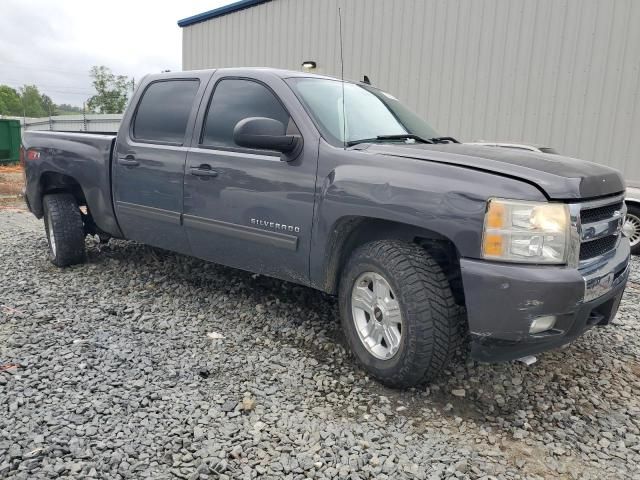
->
[[347, 134, 433, 147], [428, 136, 459, 144], [377, 134, 434, 143]]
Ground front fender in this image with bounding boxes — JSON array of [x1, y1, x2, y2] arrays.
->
[[309, 145, 547, 290]]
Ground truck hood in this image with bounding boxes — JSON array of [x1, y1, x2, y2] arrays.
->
[[363, 143, 624, 200]]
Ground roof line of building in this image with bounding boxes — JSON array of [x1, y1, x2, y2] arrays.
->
[[178, 0, 272, 27]]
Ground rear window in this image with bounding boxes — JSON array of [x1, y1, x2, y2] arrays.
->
[[133, 80, 200, 144]]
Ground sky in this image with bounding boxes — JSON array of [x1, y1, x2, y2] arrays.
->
[[0, 0, 233, 106]]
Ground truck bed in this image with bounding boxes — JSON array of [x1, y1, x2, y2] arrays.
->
[[21, 130, 122, 238]]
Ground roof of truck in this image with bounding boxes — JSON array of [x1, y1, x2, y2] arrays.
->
[[154, 67, 364, 84]]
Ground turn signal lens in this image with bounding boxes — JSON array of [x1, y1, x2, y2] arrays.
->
[[483, 234, 504, 256]]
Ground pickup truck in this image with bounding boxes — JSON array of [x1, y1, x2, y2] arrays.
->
[[21, 68, 631, 388]]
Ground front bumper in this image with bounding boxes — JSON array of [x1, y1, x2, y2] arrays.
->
[[461, 238, 630, 362]]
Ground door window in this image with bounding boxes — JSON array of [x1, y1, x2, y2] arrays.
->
[[201, 79, 291, 148], [133, 80, 200, 144]]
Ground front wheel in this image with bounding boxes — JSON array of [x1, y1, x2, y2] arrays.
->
[[625, 204, 640, 255], [339, 241, 463, 388], [43, 193, 86, 267]]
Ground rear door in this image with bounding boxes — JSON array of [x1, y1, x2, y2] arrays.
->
[[182, 71, 319, 283], [113, 72, 210, 253]]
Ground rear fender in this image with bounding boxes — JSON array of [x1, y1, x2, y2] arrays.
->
[[22, 131, 122, 238]]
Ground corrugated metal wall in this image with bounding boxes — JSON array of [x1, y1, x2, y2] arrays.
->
[[182, 0, 640, 185]]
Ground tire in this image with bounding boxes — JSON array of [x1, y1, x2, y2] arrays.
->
[[43, 193, 86, 267], [625, 204, 640, 255], [339, 240, 463, 388]]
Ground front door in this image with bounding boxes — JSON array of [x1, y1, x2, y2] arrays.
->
[[113, 76, 204, 254], [183, 74, 318, 283]]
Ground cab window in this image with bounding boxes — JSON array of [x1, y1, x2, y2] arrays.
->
[[133, 80, 200, 144], [201, 79, 292, 149]]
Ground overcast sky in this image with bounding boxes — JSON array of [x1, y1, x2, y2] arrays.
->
[[0, 0, 232, 106]]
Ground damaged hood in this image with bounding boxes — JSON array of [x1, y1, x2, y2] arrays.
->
[[363, 143, 624, 200]]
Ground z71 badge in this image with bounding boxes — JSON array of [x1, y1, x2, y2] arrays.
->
[[251, 218, 300, 233]]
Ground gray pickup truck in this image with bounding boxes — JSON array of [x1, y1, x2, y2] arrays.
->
[[21, 68, 630, 387]]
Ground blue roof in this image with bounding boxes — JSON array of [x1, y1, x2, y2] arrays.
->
[[178, 0, 272, 27]]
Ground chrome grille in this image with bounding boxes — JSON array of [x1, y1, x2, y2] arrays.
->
[[578, 195, 625, 263], [580, 202, 623, 224], [579, 235, 618, 261]]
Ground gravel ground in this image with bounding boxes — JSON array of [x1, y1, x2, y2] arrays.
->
[[1, 209, 639, 480]]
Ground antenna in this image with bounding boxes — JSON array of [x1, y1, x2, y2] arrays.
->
[[338, 6, 346, 150]]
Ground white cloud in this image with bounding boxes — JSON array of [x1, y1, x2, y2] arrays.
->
[[0, 0, 231, 106]]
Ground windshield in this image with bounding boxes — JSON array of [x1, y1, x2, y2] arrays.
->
[[287, 78, 440, 146]]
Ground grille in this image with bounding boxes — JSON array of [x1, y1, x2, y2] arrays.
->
[[580, 202, 623, 224], [578, 196, 623, 262], [579, 235, 618, 261]]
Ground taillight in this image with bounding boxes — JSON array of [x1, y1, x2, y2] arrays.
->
[[27, 149, 41, 161]]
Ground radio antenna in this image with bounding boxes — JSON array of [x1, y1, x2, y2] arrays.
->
[[338, 6, 346, 150]]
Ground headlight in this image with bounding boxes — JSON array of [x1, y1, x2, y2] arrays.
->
[[482, 199, 569, 264]]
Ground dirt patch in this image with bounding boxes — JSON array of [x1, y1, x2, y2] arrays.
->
[[0, 165, 24, 194], [0, 164, 23, 174], [0, 165, 26, 209], [500, 438, 604, 479]]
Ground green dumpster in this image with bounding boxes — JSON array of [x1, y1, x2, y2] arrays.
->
[[0, 119, 21, 164]]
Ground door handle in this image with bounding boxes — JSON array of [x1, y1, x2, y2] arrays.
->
[[118, 155, 139, 167], [190, 165, 218, 178]]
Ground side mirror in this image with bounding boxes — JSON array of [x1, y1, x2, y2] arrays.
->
[[233, 117, 301, 155]]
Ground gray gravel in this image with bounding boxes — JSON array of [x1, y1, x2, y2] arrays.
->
[[1, 208, 639, 480]]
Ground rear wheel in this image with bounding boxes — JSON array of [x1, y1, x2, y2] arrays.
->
[[625, 204, 640, 255], [339, 240, 463, 388], [43, 193, 86, 267]]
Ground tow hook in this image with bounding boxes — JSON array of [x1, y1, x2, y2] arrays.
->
[[516, 355, 537, 366]]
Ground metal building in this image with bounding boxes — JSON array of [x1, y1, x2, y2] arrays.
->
[[179, 0, 640, 185]]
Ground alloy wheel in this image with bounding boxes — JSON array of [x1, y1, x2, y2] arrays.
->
[[351, 272, 403, 360]]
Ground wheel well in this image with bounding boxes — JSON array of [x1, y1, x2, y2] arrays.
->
[[626, 199, 640, 212], [40, 172, 86, 208], [324, 217, 465, 306]]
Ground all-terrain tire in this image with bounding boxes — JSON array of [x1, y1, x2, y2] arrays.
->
[[43, 193, 86, 267], [339, 240, 463, 388]]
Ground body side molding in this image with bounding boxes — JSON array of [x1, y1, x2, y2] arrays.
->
[[183, 214, 298, 251], [116, 201, 181, 224]]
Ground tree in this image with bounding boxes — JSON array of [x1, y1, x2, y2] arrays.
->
[[0, 85, 23, 116], [86, 66, 131, 114], [41, 93, 55, 116], [0, 84, 84, 117], [19, 85, 47, 117]]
